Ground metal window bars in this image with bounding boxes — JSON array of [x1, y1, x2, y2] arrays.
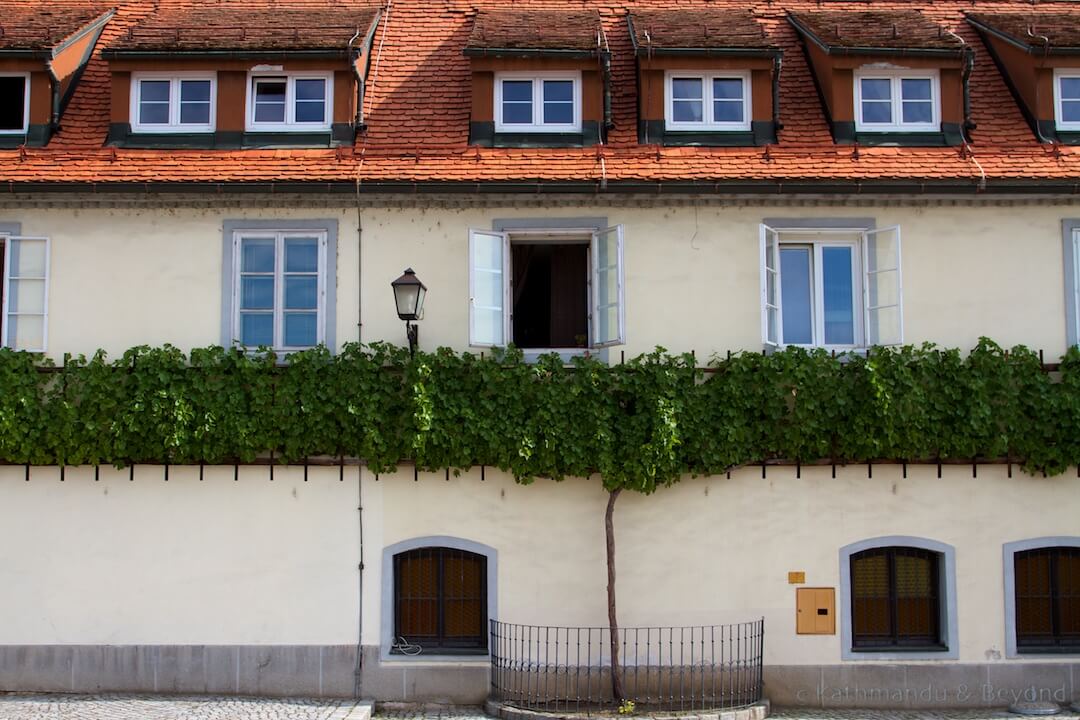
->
[[489, 619, 764, 712]]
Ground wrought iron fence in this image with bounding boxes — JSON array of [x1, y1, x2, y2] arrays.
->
[[489, 619, 764, 712]]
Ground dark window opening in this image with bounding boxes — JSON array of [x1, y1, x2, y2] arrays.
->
[[511, 242, 588, 349], [394, 546, 487, 653], [0, 76, 26, 131], [1015, 547, 1080, 652], [851, 546, 943, 650]]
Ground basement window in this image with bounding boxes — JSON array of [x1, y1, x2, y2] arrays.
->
[[0, 74, 29, 134], [468, 226, 624, 351]]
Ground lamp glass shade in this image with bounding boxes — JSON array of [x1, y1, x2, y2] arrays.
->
[[391, 269, 427, 321]]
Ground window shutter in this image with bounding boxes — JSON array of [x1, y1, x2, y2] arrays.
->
[[468, 229, 509, 347], [862, 225, 904, 346], [2, 235, 49, 352], [760, 224, 780, 348], [590, 225, 625, 348]]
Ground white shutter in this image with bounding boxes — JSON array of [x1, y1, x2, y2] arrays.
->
[[590, 225, 625, 347], [862, 225, 903, 346], [1, 235, 49, 352], [469, 229, 509, 347], [760, 224, 780, 348]]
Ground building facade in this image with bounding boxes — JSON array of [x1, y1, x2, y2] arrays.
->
[[0, 0, 1079, 710]]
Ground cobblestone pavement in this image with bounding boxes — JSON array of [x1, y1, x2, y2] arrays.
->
[[0, 698, 1078, 720], [0, 694, 363, 720]]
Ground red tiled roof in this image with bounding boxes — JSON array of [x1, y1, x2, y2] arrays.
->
[[628, 9, 775, 53], [0, 0, 1079, 190], [967, 13, 1080, 51], [104, 4, 380, 55], [464, 9, 600, 53], [788, 10, 965, 53], [0, 2, 110, 52]]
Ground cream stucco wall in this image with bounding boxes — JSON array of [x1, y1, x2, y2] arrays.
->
[[3, 462, 1075, 668], [3, 200, 1072, 360]]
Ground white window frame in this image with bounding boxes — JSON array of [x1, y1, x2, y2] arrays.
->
[[468, 226, 625, 350], [246, 72, 334, 133], [0, 72, 30, 135], [854, 69, 940, 133], [1, 234, 50, 353], [493, 71, 582, 134], [130, 72, 216, 133], [664, 70, 752, 132], [1054, 69, 1080, 132], [231, 230, 327, 352], [760, 225, 904, 350]]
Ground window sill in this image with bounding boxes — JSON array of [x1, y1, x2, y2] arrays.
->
[[107, 124, 355, 149], [640, 120, 777, 147], [1016, 646, 1080, 655], [844, 645, 956, 661], [832, 121, 964, 147], [380, 651, 489, 665], [470, 121, 601, 147]]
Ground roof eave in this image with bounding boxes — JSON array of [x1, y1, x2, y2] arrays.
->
[[788, 15, 964, 60], [0, 49, 51, 59], [101, 48, 350, 60], [463, 46, 599, 59], [633, 47, 781, 59]]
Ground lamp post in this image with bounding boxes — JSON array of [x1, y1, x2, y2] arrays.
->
[[391, 268, 426, 357]]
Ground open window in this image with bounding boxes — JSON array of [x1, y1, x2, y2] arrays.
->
[[760, 224, 902, 349], [0, 74, 29, 135], [469, 226, 625, 351], [1, 234, 50, 352]]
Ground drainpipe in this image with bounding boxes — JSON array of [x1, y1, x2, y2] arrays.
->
[[347, 27, 363, 125], [602, 51, 614, 135], [961, 47, 976, 141]]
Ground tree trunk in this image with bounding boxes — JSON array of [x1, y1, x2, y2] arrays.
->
[[605, 488, 625, 703]]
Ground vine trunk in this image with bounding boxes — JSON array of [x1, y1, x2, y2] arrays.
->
[[606, 488, 625, 703]]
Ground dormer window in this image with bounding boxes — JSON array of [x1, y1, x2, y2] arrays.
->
[[1055, 71, 1080, 131], [855, 71, 939, 132], [0, 74, 29, 135], [132, 74, 215, 133], [248, 74, 332, 132], [494, 73, 581, 133], [665, 72, 751, 132]]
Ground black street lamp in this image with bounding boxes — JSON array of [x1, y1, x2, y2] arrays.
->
[[390, 268, 426, 357]]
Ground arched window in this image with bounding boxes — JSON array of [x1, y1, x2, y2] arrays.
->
[[1013, 546, 1080, 652], [393, 546, 487, 653], [850, 546, 943, 650]]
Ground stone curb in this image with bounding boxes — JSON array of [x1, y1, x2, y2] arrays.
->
[[485, 699, 771, 720], [335, 700, 375, 720]]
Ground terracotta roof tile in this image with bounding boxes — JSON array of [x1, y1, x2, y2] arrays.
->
[[788, 10, 965, 53], [464, 9, 600, 53], [0, 0, 1079, 188], [967, 13, 1080, 51], [0, 2, 110, 52], [627, 9, 775, 52], [104, 3, 379, 54]]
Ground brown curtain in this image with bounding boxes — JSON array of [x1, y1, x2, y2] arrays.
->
[[548, 244, 588, 347]]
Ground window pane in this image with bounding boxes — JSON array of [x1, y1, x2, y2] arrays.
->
[[543, 80, 572, 103], [544, 101, 573, 125], [295, 101, 325, 123], [0, 76, 26, 130], [241, 238, 275, 272], [860, 78, 891, 101], [902, 101, 933, 124], [285, 237, 319, 272], [7, 314, 44, 351], [254, 80, 286, 123], [713, 78, 743, 100], [179, 102, 210, 125], [239, 313, 273, 346], [901, 78, 931, 100], [7, 278, 45, 313], [180, 80, 211, 102], [713, 100, 743, 123], [1062, 100, 1080, 124], [822, 246, 854, 345], [284, 276, 317, 309], [502, 102, 531, 124], [1060, 77, 1080, 100], [862, 101, 892, 124], [779, 247, 813, 345], [140, 80, 170, 103], [241, 277, 275, 310], [672, 77, 702, 100], [139, 102, 170, 125], [10, 238, 47, 277], [502, 80, 532, 103], [295, 79, 325, 101], [673, 100, 703, 123], [284, 312, 317, 347]]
